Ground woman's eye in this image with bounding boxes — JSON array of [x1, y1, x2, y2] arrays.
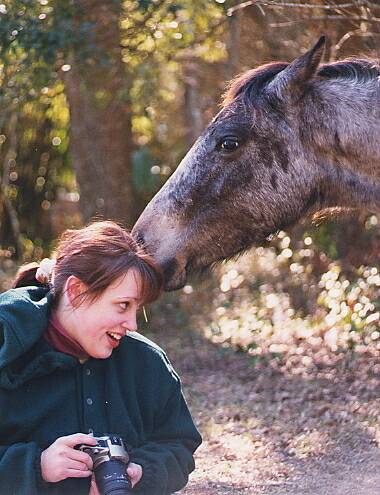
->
[[119, 302, 130, 311], [220, 137, 239, 152]]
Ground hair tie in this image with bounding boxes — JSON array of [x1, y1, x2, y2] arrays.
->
[[36, 258, 56, 285]]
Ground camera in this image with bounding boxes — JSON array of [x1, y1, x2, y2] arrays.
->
[[77, 435, 132, 495]]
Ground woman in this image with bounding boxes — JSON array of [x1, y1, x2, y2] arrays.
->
[[0, 221, 201, 495]]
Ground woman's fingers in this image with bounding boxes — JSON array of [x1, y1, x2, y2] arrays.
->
[[126, 462, 143, 487], [65, 458, 92, 472], [58, 433, 98, 449], [66, 468, 93, 478], [89, 474, 101, 495], [67, 448, 93, 470]]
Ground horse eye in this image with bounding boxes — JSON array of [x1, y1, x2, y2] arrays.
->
[[220, 137, 239, 152]]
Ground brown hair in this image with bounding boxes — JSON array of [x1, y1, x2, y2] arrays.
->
[[13, 221, 163, 305]]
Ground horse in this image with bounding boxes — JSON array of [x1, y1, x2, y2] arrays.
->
[[133, 37, 380, 290]]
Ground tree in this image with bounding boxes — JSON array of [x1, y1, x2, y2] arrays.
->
[[63, 0, 136, 223], [0, 1, 75, 257]]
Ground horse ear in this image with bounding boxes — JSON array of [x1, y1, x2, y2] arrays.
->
[[267, 36, 326, 99]]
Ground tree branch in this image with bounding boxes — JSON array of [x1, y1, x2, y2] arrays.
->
[[269, 14, 380, 25], [227, 0, 380, 16], [331, 29, 380, 58]]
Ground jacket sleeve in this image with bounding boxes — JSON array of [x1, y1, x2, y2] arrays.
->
[[131, 379, 202, 495], [0, 443, 90, 495], [0, 442, 46, 495]]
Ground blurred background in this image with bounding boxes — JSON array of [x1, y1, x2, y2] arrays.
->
[[1, 0, 380, 356]]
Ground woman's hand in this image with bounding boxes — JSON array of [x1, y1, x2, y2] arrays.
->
[[127, 462, 143, 487], [41, 433, 97, 483], [88, 462, 143, 494], [89, 474, 100, 495]]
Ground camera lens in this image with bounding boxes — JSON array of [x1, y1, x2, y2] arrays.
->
[[95, 459, 132, 495]]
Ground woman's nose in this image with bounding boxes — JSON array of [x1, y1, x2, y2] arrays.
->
[[121, 314, 137, 332]]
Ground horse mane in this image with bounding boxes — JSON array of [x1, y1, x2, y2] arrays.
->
[[319, 58, 380, 82], [222, 62, 287, 107], [222, 57, 380, 108]]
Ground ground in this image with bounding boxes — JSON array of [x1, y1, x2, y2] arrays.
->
[[145, 326, 380, 495]]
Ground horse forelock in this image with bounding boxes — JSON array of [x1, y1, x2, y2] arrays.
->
[[222, 62, 288, 108], [222, 57, 380, 109]]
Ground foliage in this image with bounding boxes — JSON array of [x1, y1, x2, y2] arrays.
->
[[0, 0, 230, 254], [123, 0, 226, 66], [176, 225, 380, 359], [123, 0, 227, 185], [0, 77, 75, 258], [0, 1, 83, 257]]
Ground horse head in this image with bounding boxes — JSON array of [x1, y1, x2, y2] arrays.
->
[[134, 37, 380, 290]]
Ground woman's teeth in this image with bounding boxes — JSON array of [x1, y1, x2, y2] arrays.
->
[[107, 332, 122, 341]]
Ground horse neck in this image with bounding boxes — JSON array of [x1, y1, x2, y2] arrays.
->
[[305, 78, 380, 179]]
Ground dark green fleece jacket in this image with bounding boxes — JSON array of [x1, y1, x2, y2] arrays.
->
[[0, 287, 201, 495]]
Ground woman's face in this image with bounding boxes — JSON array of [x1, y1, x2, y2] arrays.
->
[[68, 269, 142, 359]]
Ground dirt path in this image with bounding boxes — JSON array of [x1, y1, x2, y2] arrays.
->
[[148, 328, 380, 495]]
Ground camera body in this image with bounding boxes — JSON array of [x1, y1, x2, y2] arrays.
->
[[77, 435, 132, 495]]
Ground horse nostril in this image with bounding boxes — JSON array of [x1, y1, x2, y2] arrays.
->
[[162, 258, 179, 283]]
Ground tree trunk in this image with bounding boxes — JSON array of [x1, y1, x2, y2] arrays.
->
[[63, 0, 136, 226], [226, 10, 241, 81], [182, 58, 203, 148]]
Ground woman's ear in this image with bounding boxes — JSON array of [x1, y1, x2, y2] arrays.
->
[[65, 275, 87, 308]]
